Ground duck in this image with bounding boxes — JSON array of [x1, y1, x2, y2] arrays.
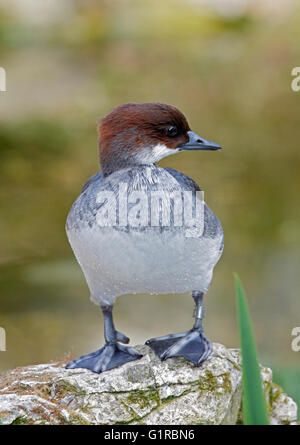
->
[[65, 102, 223, 373]]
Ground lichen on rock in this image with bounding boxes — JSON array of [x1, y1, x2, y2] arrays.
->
[[0, 343, 297, 425]]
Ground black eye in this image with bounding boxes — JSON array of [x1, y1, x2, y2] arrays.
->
[[166, 126, 178, 137]]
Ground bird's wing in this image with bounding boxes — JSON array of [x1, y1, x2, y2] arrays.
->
[[165, 167, 223, 241], [81, 171, 103, 193], [164, 167, 201, 192]]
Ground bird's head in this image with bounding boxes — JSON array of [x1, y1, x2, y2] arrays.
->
[[98, 102, 221, 176]]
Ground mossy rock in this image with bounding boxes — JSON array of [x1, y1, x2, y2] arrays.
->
[[0, 344, 297, 425]]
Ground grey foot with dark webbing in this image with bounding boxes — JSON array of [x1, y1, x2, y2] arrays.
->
[[66, 305, 142, 373], [65, 343, 142, 373], [145, 291, 212, 365]]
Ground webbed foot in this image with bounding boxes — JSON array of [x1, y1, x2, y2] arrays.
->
[[146, 329, 212, 365], [66, 343, 142, 373]]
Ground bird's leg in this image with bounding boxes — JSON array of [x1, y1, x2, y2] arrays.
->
[[146, 291, 212, 365], [66, 305, 142, 373], [192, 290, 205, 330]]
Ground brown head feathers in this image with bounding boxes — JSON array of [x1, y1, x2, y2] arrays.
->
[[98, 103, 191, 176]]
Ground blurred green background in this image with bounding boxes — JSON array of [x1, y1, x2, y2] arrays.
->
[[0, 0, 299, 411]]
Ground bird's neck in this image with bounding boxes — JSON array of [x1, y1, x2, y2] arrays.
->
[[100, 155, 154, 177]]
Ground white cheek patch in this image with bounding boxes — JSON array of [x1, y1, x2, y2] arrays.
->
[[138, 143, 179, 163]]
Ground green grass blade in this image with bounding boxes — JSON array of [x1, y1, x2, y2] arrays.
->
[[235, 273, 269, 425]]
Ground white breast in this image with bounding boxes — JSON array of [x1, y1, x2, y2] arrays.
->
[[66, 165, 223, 306], [67, 224, 222, 306]]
